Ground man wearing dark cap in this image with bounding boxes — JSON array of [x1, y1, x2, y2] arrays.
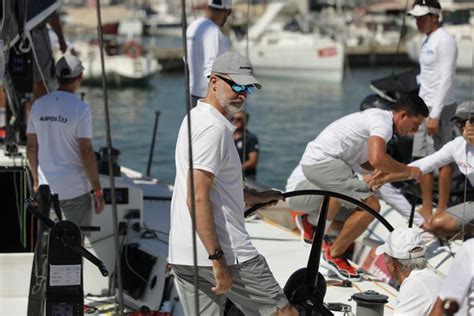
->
[[169, 52, 297, 315], [26, 55, 104, 228], [187, 0, 232, 107], [409, 0, 458, 221], [375, 102, 474, 237]]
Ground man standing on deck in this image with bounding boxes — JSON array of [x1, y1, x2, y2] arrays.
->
[[187, 0, 232, 107], [409, 0, 458, 221], [26, 55, 104, 228], [169, 52, 297, 315], [285, 95, 428, 280], [232, 110, 260, 180]]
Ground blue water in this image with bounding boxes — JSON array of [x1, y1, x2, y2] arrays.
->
[[86, 68, 474, 190]]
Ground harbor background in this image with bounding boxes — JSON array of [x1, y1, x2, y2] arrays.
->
[[87, 67, 474, 190]]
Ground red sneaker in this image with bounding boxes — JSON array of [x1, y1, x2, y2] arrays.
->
[[295, 214, 315, 244], [322, 237, 360, 280]]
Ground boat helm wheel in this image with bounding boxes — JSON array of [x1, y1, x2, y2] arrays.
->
[[123, 41, 143, 59], [283, 268, 327, 315]]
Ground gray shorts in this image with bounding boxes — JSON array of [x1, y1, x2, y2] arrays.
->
[[302, 159, 372, 205], [58, 192, 94, 229], [172, 254, 289, 316], [287, 178, 354, 225], [412, 103, 456, 157], [31, 26, 54, 83], [447, 202, 474, 226]]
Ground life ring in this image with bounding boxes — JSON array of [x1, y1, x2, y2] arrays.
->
[[122, 41, 142, 59]]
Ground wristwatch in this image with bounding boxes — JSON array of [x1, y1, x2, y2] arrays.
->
[[208, 249, 224, 260], [91, 188, 103, 197]]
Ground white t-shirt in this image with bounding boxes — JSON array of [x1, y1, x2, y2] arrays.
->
[[168, 101, 259, 266], [419, 27, 457, 119], [186, 17, 230, 98], [410, 137, 474, 185], [286, 109, 393, 191], [395, 268, 443, 315], [439, 239, 474, 316], [27, 91, 92, 200]]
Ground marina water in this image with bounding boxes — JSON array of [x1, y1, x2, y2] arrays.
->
[[86, 67, 474, 190]]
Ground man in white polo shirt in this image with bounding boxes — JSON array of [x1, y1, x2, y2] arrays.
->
[[169, 52, 297, 315], [26, 55, 104, 227], [285, 95, 428, 280], [376, 227, 443, 315], [409, 0, 458, 221], [187, 0, 232, 107]]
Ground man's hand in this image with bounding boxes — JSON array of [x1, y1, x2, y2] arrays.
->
[[363, 170, 385, 191], [407, 166, 422, 182], [245, 189, 284, 207], [463, 121, 474, 145], [211, 258, 232, 294], [427, 118, 439, 136], [93, 194, 105, 214]]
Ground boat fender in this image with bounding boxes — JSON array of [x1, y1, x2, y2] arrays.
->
[[123, 41, 143, 59]]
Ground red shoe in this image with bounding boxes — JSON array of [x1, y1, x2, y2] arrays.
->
[[295, 214, 315, 244], [322, 237, 360, 280]]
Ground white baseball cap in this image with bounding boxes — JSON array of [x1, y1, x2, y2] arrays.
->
[[55, 55, 84, 79], [208, 0, 232, 10], [375, 227, 425, 260], [408, 4, 441, 17]]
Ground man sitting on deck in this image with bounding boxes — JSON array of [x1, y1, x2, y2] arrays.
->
[[376, 227, 442, 315], [285, 95, 428, 280]]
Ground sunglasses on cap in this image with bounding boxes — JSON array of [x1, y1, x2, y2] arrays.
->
[[216, 75, 255, 95], [455, 117, 474, 129]]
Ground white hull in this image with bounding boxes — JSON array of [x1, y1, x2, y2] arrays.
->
[[73, 41, 161, 85], [233, 2, 345, 83], [243, 35, 345, 83], [0, 147, 464, 315]]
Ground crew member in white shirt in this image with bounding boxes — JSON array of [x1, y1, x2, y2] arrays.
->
[[429, 238, 474, 316], [409, 0, 458, 221], [372, 102, 474, 237], [169, 52, 297, 315], [26, 55, 105, 227], [285, 95, 427, 280], [187, 0, 231, 107], [376, 227, 443, 315]]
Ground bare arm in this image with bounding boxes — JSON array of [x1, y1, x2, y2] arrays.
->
[[187, 168, 232, 294], [26, 133, 39, 192], [78, 138, 104, 213], [368, 135, 420, 180], [242, 151, 258, 171], [48, 12, 67, 53]]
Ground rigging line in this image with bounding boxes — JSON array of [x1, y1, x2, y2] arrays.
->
[[180, 0, 200, 314], [462, 19, 474, 239], [392, 0, 410, 75], [245, 0, 250, 58], [95, 0, 124, 314]]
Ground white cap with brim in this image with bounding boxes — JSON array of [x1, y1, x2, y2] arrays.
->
[[55, 55, 84, 79], [375, 227, 425, 260], [210, 51, 261, 89], [408, 4, 441, 16], [208, 0, 232, 10]]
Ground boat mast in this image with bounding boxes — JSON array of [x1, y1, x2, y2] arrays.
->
[[94, 1, 125, 314]]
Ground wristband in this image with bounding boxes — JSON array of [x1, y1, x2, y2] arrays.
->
[[208, 249, 224, 261], [91, 189, 103, 197]]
